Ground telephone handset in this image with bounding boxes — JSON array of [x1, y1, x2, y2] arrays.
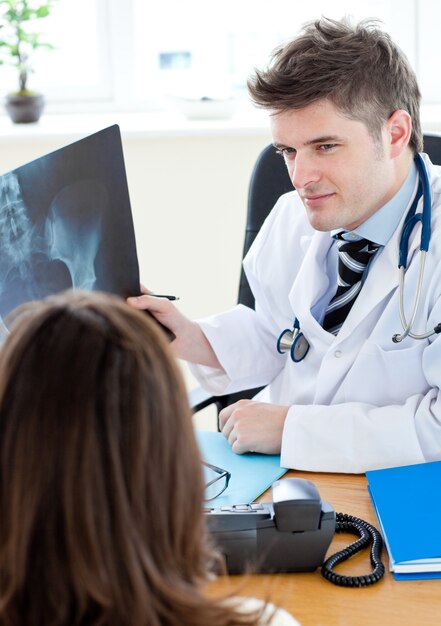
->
[[205, 477, 385, 587]]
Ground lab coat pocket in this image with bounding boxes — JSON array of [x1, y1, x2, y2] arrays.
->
[[343, 340, 428, 405]]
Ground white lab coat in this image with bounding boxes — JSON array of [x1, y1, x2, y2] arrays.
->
[[191, 154, 441, 473]]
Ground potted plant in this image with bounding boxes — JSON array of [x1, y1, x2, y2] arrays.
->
[[0, 0, 57, 123]]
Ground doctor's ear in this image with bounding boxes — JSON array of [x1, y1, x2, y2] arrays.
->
[[386, 109, 412, 158]]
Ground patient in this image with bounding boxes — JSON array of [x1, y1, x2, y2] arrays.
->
[[0, 291, 297, 626]]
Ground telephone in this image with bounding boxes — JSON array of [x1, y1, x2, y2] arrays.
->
[[205, 477, 385, 586], [205, 477, 335, 574]]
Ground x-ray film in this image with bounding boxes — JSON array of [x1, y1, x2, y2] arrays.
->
[[0, 125, 140, 336]]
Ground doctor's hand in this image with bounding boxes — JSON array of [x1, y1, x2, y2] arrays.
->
[[127, 287, 222, 369], [219, 399, 288, 455]]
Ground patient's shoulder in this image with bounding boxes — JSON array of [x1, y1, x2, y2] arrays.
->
[[231, 596, 300, 626]]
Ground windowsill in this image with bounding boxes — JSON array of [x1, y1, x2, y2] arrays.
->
[[1, 104, 441, 143], [0, 108, 272, 143]]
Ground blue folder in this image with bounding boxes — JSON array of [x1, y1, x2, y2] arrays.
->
[[196, 430, 288, 507], [366, 460, 441, 580]]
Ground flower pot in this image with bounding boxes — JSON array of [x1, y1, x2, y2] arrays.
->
[[5, 93, 45, 123]]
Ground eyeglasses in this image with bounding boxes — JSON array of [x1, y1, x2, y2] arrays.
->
[[202, 461, 231, 501]]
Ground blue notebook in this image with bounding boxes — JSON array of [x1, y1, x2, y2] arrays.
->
[[366, 461, 441, 580], [196, 430, 288, 508]]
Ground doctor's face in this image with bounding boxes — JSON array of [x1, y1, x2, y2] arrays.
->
[[270, 100, 401, 232]]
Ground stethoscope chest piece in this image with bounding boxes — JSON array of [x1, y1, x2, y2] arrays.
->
[[291, 332, 310, 362], [277, 319, 310, 362]]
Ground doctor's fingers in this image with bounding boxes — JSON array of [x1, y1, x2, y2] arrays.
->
[[225, 416, 263, 454], [228, 414, 284, 455], [222, 401, 287, 455], [126, 293, 176, 316], [219, 399, 257, 433], [223, 417, 251, 453]]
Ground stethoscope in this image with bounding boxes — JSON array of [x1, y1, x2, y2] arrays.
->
[[277, 317, 310, 362], [277, 153, 441, 362]]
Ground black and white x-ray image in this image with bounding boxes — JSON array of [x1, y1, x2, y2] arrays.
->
[[0, 125, 140, 337]]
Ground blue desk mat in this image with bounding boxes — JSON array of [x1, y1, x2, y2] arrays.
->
[[196, 430, 288, 507]]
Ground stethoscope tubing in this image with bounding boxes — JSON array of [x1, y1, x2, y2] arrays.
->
[[393, 154, 437, 342], [392, 254, 428, 342]]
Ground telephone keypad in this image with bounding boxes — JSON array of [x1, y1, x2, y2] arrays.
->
[[216, 503, 266, 513]]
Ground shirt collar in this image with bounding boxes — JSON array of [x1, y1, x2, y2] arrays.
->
[[332, 161, 419, 246]]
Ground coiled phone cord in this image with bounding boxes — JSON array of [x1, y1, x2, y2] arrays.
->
[[321, 512, 385, 587]]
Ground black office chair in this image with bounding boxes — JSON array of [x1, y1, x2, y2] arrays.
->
[[191, 132, 441, 416]]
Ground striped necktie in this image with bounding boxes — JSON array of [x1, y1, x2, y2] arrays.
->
[[323, 237, 380, 335]]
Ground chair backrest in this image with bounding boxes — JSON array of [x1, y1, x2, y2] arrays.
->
[[239, 133, 441, 309], [238, 145, 292, 308], [423, 133, 441, 164]]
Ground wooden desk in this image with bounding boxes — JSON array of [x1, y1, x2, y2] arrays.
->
[[207, 470, 441, 626]]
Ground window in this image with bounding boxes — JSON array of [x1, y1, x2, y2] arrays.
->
[[1, 0, 440, 113], [0, 0, 112, 104], [133, 0, 418, 104], [38, 0, 112, 102]]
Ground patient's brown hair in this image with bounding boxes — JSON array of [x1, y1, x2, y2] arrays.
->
[[0, 291, 264, 626]]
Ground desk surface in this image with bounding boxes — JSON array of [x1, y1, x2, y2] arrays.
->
[[206, 470, 441, 626]]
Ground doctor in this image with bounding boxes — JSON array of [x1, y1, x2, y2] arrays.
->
[[128, 17, 441, 473]]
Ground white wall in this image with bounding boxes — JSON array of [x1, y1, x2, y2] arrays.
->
[[123, 134, 271, 319]]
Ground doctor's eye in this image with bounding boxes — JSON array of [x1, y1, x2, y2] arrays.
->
[[318, 143, 337, 152], [275, 147, 296, 157]]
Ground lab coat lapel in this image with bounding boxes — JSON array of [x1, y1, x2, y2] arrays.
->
[[289, 230, 333, 325]]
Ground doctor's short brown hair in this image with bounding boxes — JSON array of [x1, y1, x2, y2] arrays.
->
[[248, 17, 423, 153]]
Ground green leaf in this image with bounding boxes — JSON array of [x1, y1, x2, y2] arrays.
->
[[35, 7, 50, 18], [0, 0, 57, 83]]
